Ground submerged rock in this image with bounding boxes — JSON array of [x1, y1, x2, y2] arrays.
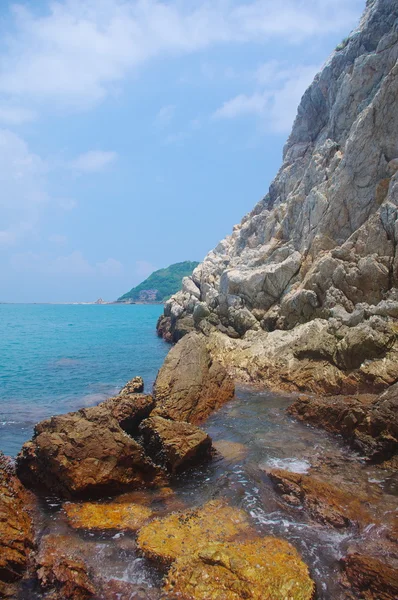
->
[[163, 538, 315, 600], [152, 332, 235, 424], [341, 552, 398, 600], [136, 499, 252, 567], [97, 578, 160, 600], [64, 501, 152, 532], [0, 452, 35, 597], [16, 393, 166, 498], [36, 534, 96, 600], [139, 416, 212, 473], [266, 468, 370, 529], [289, 383, 398, 462]]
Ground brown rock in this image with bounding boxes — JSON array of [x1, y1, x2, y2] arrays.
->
[[139, 416, 212, 474], [156, 314, 173, 343], [152, 332, 235, 424], [0, 452, 35, 594], [136, 499, 252, 567], [119, 376, 144, 395], [163, 538, 315, 600], [341, 553, 398, 600], [16, 394, 166, 498], [36, 534, 96, 600], [64, 500, 152, 532], [266, 468, 371, 529], [288, 383, 398, 462], [101, 393, 155, 436]]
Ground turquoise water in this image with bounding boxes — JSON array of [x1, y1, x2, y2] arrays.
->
[[0, 304, 168, 457]]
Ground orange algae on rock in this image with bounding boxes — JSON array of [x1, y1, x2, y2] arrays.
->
[[163, 538, 315, 600], [136, 499, 252, 566], [64, 501, 152, 532]]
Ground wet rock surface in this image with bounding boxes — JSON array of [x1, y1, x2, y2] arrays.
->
[[341, 553, 398, 600], [288, 382, 398, 462], [139, 416, 212, 474], [152, 332, 235, 424], [266, 468, 371, 529], [36, 534, 96, 600], [137, 499, 252, 567], [163, 538, 315, 600], [0, 452, 35, 597]]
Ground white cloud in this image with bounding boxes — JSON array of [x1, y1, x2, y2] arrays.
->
[[214, 62, 320, 133], [49, 234, 67, 244], [0, 106, 36, 124], [11, 250, 124, 277], [70, 150, 117, 173], [0, 0, 363, 112], [58, 198, 77, 211], [97, 257, 124, 276], [154, 104, 175, 128], [0, 129, 48, 244]]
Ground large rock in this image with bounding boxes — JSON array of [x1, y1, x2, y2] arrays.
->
[[289, 382, 398, 462], [16, 393, 166, 498], [136, 499, 252, 567], [163, 538, 315, 600], [139, 416, 212, 473], [0, 452, 35, 596], [156, 0, 398, 394], [152, 332, 235, 424]]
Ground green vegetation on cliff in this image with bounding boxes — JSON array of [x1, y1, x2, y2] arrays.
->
[[117, 261, 199, 303]]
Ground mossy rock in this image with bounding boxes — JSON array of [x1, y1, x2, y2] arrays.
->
[[163, 538, 315, 599]]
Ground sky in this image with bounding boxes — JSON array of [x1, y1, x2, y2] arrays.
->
[[0, 0, 366, 302]]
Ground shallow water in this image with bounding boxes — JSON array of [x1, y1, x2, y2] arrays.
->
[[0, 304, 168, 456], [22, 387, 398, 600]]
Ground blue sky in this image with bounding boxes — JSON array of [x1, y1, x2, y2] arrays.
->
[[0, 0, 365, 302]]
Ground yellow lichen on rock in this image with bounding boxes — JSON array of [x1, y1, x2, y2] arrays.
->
[[64, 501, 152, 532], [163, 538, 315, 600], [136, 499, 252, 566]]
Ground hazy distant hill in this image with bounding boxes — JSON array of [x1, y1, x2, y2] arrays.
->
[[117, 261, 199, 303]]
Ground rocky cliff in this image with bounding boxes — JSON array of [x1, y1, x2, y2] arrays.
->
[[157, 0, 398, 394]]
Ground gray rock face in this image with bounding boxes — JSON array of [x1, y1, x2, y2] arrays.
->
[[158, 0, 398, 393]]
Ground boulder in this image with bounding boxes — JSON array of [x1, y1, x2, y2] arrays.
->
[[152, 332, 234, 424], [163, 538, 315, 600], [136, 499, 252, 567], [266, 468, 371, 529], [0, 452, 35, 596], [64, 501, 152, 532], [16, 393, 166, 498], [138, 416, 212, 473]]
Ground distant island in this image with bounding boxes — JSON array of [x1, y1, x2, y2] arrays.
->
[[117, 261, 199, 304]]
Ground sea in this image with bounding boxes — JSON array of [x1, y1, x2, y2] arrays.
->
[[0, 303, 168, 457]]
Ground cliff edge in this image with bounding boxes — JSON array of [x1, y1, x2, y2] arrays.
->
[[157, 0, 398, 394]]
